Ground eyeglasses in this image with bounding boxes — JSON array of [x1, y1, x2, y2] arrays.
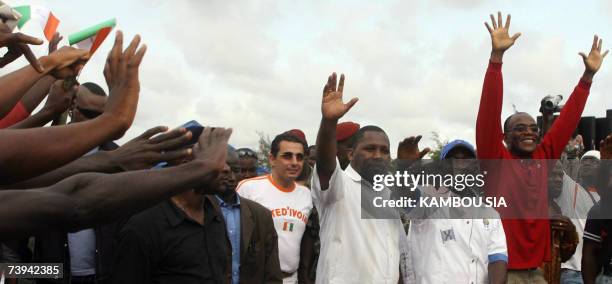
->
[[511, 124, 539, 134], [76, 107, 102, 119], [237, 149, 257, 159]]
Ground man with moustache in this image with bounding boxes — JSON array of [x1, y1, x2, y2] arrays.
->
[[311, 72, 414, 283]]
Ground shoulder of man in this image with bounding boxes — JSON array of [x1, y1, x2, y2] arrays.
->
[[241, 197, 272, 217], [236, 175, 269, 192], [121, 201, 168, 235]]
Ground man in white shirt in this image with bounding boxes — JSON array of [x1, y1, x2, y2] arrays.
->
[[311, 72, 411, 283], [406, 140, 508, 284], [554, 151, 600, 284], [237, 132, 313, 284]]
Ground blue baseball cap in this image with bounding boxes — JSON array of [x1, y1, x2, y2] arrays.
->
[[440, 139, 476, 160]]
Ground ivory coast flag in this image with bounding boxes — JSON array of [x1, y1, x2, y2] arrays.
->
[[68, 18, 116, 54], [13, 5, 60, 41]]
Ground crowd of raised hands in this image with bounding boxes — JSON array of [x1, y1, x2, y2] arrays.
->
[[0, 19, 235, 239]]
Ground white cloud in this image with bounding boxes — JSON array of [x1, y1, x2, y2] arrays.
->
[[1, 0, 610, 155]]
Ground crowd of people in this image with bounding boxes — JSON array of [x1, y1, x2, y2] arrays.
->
[[0, 8, 611, 284]]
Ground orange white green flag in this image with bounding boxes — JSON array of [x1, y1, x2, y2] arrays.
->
[[12, 5, 59, 41], [68, 18, 116, 54]]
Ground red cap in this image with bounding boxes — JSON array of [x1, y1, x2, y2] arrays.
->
[[336, 121, 360, 142], [285, 129, 307, 145]]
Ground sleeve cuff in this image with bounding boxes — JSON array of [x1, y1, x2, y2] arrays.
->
[[578, 79, 592, 90], [488, 253, 508, 263], [488, 60, 503, 71]]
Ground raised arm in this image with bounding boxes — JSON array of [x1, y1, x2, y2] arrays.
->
[[315, 73, 358, 190], [541, 35, 607, 159], [476, 12, 521, 159], [0, 127, 231, 239], [17, 33, 65, 115], [0, 31, 88, 118], [9, 80, 73, 129], [0, 21, 44, 72], [8, 126, 193, 189], [0, 31, 146, 184]]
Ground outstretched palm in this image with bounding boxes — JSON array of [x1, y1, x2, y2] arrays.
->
[[321, 72, 358, 120], [580, 35, 609, 75], [485, 12, 521, 53]]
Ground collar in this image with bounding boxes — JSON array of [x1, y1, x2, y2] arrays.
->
[[344, 164, 362, 182], [215, 194, 241, 207], [267, 174, 296, 192], [163, 200, 192, 228]]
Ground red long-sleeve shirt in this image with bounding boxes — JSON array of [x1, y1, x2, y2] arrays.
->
[[476, 61, 591, 269], [0, 101, 30, 128]]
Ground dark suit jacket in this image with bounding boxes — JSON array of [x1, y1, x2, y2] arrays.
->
[[209, 195, 282, 284]]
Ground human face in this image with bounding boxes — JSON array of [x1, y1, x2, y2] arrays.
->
[[237, 158, 257, 181], [504, 113, 539, 157], [269, 141, 304, 182], [218, 154, 239, 195], [349, 131, 391, 181], [579, 157, 600, 182], [446, 147, 477, 174], [548, 163, 564, 199], [307, 147, 317, 168], [70, 86, 106, 123]]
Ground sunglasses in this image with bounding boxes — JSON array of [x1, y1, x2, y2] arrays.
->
[[237, 149, 257, 158]]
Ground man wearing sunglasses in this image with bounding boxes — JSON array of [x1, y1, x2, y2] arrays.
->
[[237, 133, 313, 283], [235, 148, 258, 181]]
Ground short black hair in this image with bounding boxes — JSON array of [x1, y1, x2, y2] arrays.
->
[[270, 133, 307, 157], [81, 82, 107, 97], [503, 112, 530, 133], [350, 125, 388, 148]]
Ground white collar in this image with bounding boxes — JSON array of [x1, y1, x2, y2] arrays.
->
[[344, 164, 362, 182]]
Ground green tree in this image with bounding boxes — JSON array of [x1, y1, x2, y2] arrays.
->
[[256, 131, 271, 169], [428, 131, 449, 160]]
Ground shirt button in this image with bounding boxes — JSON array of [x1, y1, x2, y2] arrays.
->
[[466, 221, 470, 224], [471, 258, 475, 263]]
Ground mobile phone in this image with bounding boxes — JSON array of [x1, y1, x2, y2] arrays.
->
[[180, 120, 204, 147]]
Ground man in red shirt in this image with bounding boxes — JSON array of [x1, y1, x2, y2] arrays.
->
[[476, 12, 608, 283]]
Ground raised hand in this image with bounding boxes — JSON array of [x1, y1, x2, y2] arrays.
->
[[0, 22, 44, 71], [321, 72, 358, 121], [107, 126, 194, 171], [397, 135, 431, 160], [46, 46, 90, 79], [485, 12, 521, 62], [193, 127, 233, 172], [48, 32, 63, 54], [580, 35, 609, 82], [600, 134, 612, 160], [102, 31, 147, 139], [43, 80, 77, 115]]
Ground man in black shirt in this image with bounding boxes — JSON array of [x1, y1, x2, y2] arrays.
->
[[113, 146, 284, 284]]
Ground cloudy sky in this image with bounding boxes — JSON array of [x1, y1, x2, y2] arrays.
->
[[3, 0, 612, 155]]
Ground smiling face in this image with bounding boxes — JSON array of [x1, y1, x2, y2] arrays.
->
[[269, 141, 304, 182], [504, 113, 539, 157]]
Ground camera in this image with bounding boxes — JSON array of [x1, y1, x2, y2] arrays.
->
[[540, 95, 564, 113]]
